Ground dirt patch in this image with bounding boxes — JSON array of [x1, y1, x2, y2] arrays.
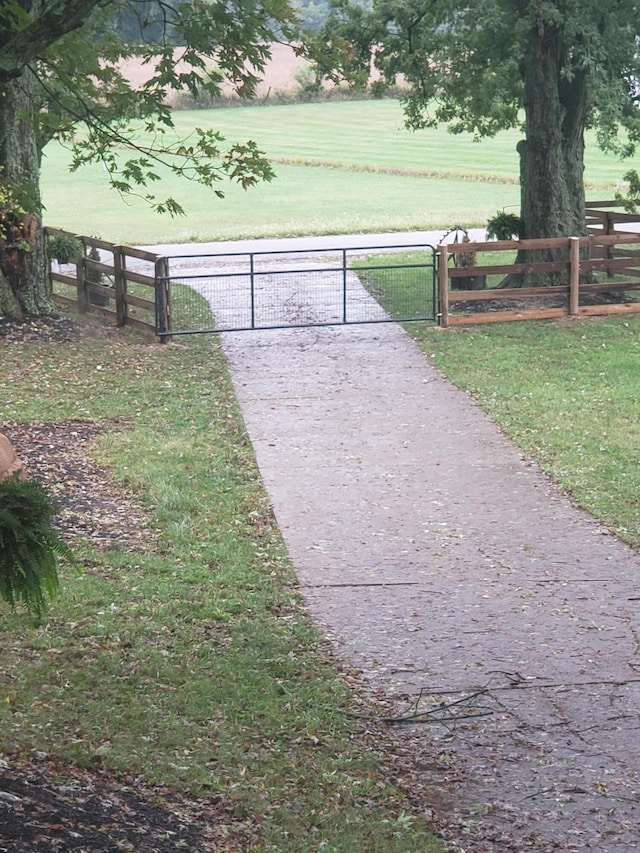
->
[[0, 315, 83, 344], [449, 288, 637, 316], [0, 755, 255, 852], [1, 419, 157, 552]]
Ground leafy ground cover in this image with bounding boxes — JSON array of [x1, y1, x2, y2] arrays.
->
[[0, 314, 445, 852], [41, 99, 627, 244]]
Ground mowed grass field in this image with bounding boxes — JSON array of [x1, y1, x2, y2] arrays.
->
[[41, 99, 629, 245]]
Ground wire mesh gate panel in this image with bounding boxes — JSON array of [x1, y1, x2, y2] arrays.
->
[[156, 244, 437, 336]]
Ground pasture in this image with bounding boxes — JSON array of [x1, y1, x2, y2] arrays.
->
[[41, 99, 628, 245]]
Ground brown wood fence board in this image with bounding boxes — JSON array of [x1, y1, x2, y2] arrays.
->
[[580, 233, 640, 247], [123, 316, 156, 334], [448, 307, 567, 325], [585, 200, 621, 208], [52, 294, 76, 308], [580, 280, 640, 293], [124, 293, 156, 310], [450, 284, 568, 301], [580, 257, 640, 272], [579, 303, 640, 316], [450, 260, 568, 278], [121, 270, 156, 286], [86, 283, 114, 299], [50, 272, 77, 286], [444, 236, 572, 254], [613, 268, 640, 278], [82, 236, 116, 252], [86, 261, 116, 276], [605, 213, 640, 223], [612, 247, 640, 257], [118, 246, 161, 263]]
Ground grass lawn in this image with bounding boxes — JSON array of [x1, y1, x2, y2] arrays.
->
[[0, 316, 444, 852], [41, 99, 628, 245]]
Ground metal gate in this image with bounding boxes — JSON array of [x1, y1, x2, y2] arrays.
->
[[155, 243, 437, 336]]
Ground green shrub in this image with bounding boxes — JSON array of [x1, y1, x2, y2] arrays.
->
[[486, 209, 522, 241], [0, 475, 72, 619], [47, 233, 83, 264]]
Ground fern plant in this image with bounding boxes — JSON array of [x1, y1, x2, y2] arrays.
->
[[0, 475, 72, 619], [486, 210, 522, 241]]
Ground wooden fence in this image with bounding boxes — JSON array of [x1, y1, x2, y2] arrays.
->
[[585, 199, 640, 239], [46, 228, 170, 339], [438, 206, 640, 326]]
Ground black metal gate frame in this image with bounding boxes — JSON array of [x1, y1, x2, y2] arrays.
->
[[155, 243, 437, 336]]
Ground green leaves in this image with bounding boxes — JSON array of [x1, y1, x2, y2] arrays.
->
[[0, 475, 72, 620], [2, 0, 300, 215]]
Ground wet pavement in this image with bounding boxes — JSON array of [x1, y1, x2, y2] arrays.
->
[[221, 319, 640, 851]]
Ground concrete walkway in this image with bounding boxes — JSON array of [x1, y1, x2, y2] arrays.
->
[[143, 227, 487, 261], [220, 320, 640, 852]]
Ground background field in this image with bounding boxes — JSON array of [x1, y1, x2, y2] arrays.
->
[[41, 99, 630, 245]]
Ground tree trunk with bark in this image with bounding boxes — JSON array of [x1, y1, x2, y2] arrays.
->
[[511, 16, 590, 286], [0, 70, 55, 319]]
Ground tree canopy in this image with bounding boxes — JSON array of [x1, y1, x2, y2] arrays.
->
[[311, 0, 640, 244], [0, 0, 299, 317]]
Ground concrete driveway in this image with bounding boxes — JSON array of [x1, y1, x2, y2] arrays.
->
[[146, 231, 640, 850], [220, 319, 640, 852]]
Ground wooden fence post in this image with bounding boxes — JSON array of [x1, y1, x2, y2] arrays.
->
[[569, 236, 580, 317], [76, 255, 88, 314], [438, 244, 450, 327], [114, 247, 126, 327], [154, 257, 171, 343]]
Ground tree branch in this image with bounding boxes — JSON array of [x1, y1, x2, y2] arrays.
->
[[0, 0, 107, 78]]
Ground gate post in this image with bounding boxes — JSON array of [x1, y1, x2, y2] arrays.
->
[[76, 254, 89, 314], [342, 249, 348, 323], [569, 236, 580, 317], [155, 257, 171, 343], [437, 244, 450, 327], [114, 246, 126, 327]]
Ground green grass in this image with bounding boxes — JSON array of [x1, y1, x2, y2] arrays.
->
[[353, 250, 437, 320], [41, 99, 629, 244], [0, 317, 443, 852]]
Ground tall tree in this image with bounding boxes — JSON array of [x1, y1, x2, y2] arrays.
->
[[310, 0, 640, 252], [0, 0, 298, 318]]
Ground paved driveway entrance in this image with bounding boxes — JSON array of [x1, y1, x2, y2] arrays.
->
[[221, 320, 640, 852]]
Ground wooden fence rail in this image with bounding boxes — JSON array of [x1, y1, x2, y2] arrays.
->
[[438, 229, 640, 327], [45, 228, 170, 340]]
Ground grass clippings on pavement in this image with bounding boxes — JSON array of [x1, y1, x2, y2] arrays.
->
[[0, 313, 445, 852]]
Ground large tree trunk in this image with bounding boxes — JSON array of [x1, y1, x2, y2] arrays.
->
[[511, 15, 589, 285], [0, 70, 56, 319]]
